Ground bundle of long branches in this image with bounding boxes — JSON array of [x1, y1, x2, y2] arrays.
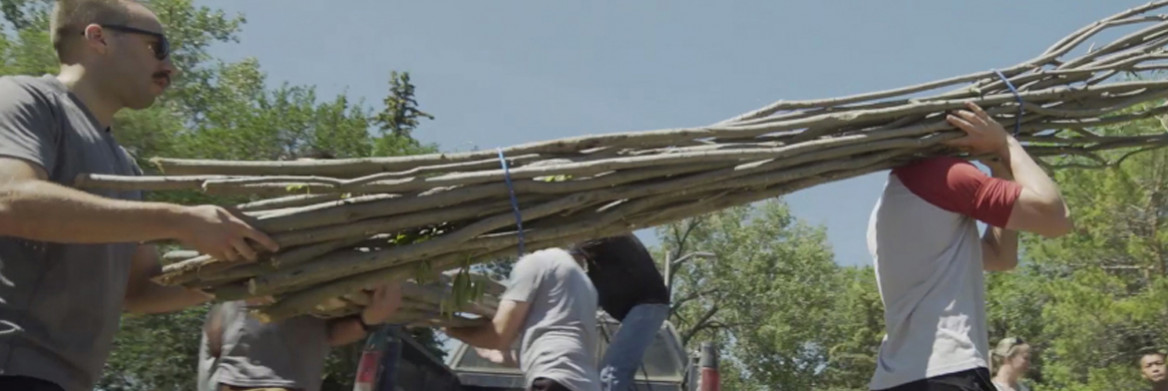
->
[[76, 2, 1168, 322]]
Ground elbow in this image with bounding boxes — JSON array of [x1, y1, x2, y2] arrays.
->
[[0, 207, 13, 237], [0, 190, 16, 236], [0, 181, 37, 238], [1035, 202, 1073, 238], [1012, 195, 1073, 238], [121, 288, 145, 314]]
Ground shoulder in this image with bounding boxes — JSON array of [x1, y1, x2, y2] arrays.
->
[[0, 75, 62, 97], [514, 248, 567, 272], [892, 156, 984, 186], [890, 156, 993, 210], [531, 248, 586, 275], [0, 75, 62, 111]]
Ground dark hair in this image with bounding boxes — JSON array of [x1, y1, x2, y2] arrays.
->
[[569, 233, 653, 267]]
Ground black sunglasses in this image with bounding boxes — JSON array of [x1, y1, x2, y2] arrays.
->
[[84, 24, 170, 60]]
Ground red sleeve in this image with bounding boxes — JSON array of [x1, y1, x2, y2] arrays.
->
[[892, 157, 1023, 227]]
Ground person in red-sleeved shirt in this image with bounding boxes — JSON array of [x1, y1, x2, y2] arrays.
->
[[865, 102, 1073, 391]]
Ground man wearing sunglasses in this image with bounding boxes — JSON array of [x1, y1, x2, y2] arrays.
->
[[0, 1, 278, 391]]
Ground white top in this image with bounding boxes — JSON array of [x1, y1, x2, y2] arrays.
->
[[866, 172, 992, 389]]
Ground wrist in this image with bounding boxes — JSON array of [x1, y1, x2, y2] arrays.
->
[[151, 203, 193, 242]]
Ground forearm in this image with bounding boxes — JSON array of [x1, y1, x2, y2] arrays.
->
[[124, 283, 212, 314], [0, 179, 187, 243], [445, 324, 505, 349], [326, 316, 370, 346], [124, 244, 211, 314], [982, 225, 1019, 271]]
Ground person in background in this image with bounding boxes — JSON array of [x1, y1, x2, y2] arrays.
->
[[198, 284, 403, 391], [444, 247, 601, 391], [569, 234, 670, 391], [990, 337, 1031, 391], [1141, 351, 1167, 391]]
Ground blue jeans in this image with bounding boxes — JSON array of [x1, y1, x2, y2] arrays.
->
[[600, 303, 670, 391]]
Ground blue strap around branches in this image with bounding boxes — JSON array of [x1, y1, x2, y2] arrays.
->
[[497, 148, 525, 256], [992, 69, 1024, 136]]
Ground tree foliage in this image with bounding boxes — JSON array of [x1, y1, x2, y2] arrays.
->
[[0, 1, 439, 390], [4, 1, 1167, 390]]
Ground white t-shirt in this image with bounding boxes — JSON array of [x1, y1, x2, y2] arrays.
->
[[866, 157, 1022, 390]]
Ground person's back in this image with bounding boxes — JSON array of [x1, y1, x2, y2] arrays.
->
[[199, 286, 402, 391], [577, 234, 668, 321], [506, 248, 601, 391], [0, 74, 144, 391], [199, 300, 330, 391], [572, 234, 670, 391]]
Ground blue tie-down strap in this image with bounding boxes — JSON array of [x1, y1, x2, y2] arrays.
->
[[992, 69, 1024, 136], [497, 148, 525, 256]]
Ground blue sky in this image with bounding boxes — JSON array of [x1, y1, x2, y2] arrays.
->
[[194, 0, 1143, 267]]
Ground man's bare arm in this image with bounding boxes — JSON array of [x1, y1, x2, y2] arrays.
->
[[0, 158, 186, 243], [946, 103, 1073, 238], [326, 284, 404, 346], [444, 299, 531, 350], [123, 244, 213, 314], [326, 317, 372, 347], [0, 158, 279, 261], [204, 303, 226, 358], [997, 137, 1073, 238], [474, 347, 520, 368]]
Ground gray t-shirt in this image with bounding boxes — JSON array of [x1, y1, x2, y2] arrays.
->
[[502, 248, 601, 391], [199, 300, 330, 391], [0, 75, 143, 391]]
